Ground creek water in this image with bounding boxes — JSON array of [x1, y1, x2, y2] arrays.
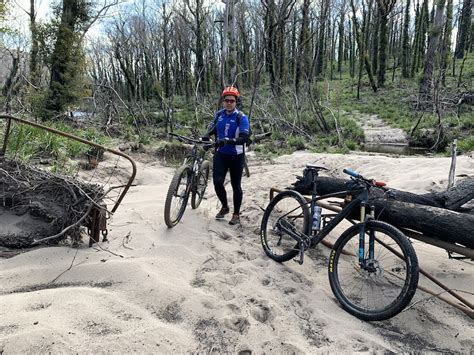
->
[[361, 143, 429, 156]]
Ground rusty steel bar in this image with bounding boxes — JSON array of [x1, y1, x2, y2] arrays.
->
[[267, 186, 474, 316], [403, 229, 474, 259], [0, 114, 136, 213], [0, 115, 12, 157]]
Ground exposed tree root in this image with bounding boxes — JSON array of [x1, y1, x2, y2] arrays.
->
[[0, 158, 105, 248]]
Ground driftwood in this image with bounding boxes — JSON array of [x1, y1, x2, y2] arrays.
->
[[292, 176, 474, 249]]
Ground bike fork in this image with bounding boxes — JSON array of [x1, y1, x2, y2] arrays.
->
[[358, 203, 375, 267]]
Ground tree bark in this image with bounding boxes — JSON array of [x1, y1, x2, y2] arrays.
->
[[419, 0, 446, 96], [376, 0, 396, 88], [401, 0, 411, 78], [454, 0, 472, 59], [350, 0, 378, 93]]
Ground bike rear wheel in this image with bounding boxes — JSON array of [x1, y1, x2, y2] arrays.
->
[[260, 190, 310, 262], [328, 220, 419, 321], [164, 165, 191, 228], [191, 160, 210, 209]]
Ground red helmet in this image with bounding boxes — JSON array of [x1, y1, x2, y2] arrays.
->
[[222, 86, 240, 98]]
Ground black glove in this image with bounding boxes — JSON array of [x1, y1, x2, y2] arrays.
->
[[215, 139, 225, 147], [216, 138, 235, 147]]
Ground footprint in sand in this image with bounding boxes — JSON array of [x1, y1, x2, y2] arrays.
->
[[301, 320, 331, 348], [223, 316, 250, 334], [26, 302, 52, 311], [279, 267, 313, 288], [247, 298, 273, 323], [193, 317, 232, 352], [260, 276, 272, 286], [154, 301, 184, 323], [82, 319, 121, 336]]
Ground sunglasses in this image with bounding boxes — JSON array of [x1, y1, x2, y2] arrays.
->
[[223, 99, 236, 103]]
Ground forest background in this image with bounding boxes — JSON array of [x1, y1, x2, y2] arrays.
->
[[0, 0, 473, 162]]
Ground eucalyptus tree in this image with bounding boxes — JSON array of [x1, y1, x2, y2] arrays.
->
[[454, 0, 472, 59], [419, 0, 446, 96], [178, 0, 210, 94], [160, 1, 173, 97], [440, 0, 453, 85], [108, 16, 139, 101], [295, 0, 311, 93], [261, 0, 295, 94], [375, 0, 396, 87], [350, 0, 377, 94], [411, 0, 429, 77], [235, 1, 254, 86], [45, 0, 118, 117], [337, 1, 347, 75], [314, 0, 330, 78], [401, 0, 411, 77]]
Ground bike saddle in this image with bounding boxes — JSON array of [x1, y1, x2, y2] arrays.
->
[[305, 164, 328, 173]]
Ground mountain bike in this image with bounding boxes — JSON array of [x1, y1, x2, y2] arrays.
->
[[164, 133, 214, 228], [260, 165, 419, 321]]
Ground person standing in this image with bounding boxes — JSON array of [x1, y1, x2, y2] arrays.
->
[[203, 86, 250, 225]]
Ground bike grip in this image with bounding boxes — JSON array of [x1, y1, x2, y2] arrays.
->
[[343, 168, 359, 178]]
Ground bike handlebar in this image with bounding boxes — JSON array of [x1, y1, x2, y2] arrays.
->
[[343, 168, 359, 178], [343, 168, 387, 190], [168, 132, 215, 147]]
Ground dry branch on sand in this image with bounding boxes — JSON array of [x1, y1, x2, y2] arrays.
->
[[0, 159, 106, 248]]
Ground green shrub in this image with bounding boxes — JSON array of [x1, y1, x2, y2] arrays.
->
[[287, 136, 306, 150], [458, 136, 474, 153], [5, 122, 110, 163]]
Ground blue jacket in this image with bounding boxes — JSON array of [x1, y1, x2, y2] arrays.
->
[[210, 109, 250, 155]]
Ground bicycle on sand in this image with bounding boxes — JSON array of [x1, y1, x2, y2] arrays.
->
[[164, 131, 271, 227], [164, 133, 214, 228], [260, 165, 419, 321]]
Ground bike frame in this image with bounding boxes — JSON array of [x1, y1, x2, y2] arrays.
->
[[182, 146, 203, 194], [277, 183, 375, 266], [171, 134, 212, 197]]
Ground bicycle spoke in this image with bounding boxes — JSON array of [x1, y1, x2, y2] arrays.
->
[[329, 221, 418, 321]]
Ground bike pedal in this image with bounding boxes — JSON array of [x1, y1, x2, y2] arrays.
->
[[294, 257, 304, 265]]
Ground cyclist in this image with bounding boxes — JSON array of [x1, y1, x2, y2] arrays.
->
[[203, 86, 250, 225]]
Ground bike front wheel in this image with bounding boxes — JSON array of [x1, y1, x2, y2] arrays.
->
[[260, 190, 310, 262], [191, 160, 210, 209], [328, 220, 419, 321], [164, 165, 191, 228]]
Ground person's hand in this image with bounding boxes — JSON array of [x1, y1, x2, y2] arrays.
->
[[216, 138, 236, 147], [216, 138, 229, 147]]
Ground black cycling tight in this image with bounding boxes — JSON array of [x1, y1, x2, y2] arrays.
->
[[213, 151, 244, 214]]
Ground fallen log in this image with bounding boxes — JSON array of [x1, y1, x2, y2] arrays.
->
[[293, 176, 474, 211], [290, 176, 474, 249], [372, 200, 474, 249], [424, 178, 474, 210]]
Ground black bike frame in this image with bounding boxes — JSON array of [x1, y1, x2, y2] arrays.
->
[[170, 133, 212, 196], [278, 189, 365, 242]]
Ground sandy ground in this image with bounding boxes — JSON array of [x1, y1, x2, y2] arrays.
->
[[1, 150, 473, 353]]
